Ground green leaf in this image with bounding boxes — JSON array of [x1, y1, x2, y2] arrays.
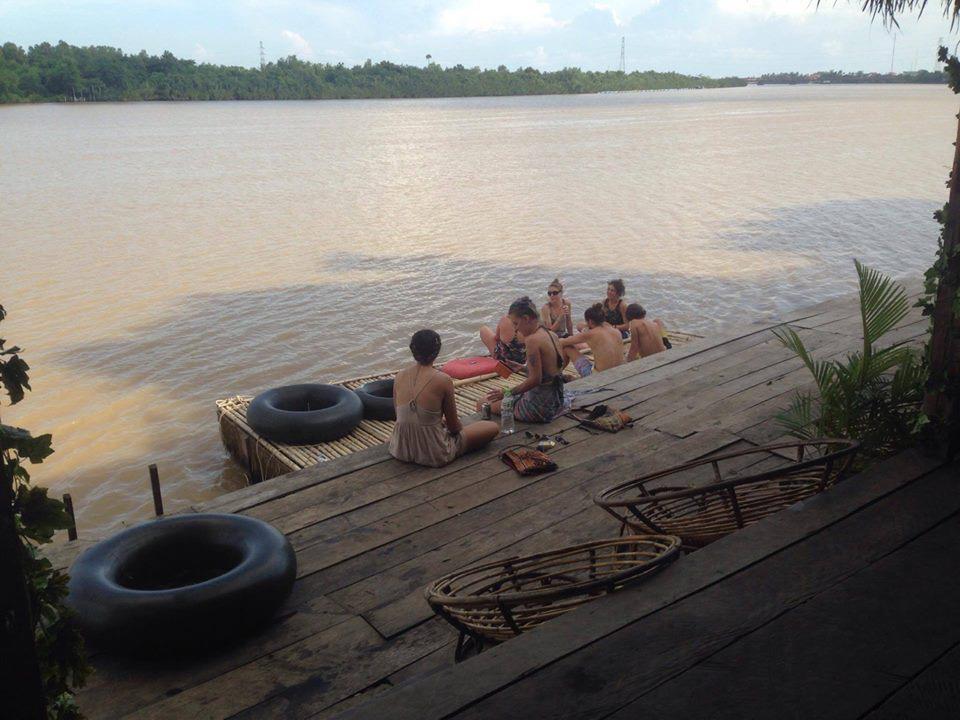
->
[[855, 259, 909, 350], [15, 486, 72, 543], [0, 352, 31, 403], [777, 393, 818, 440], [773, 326, 835, 393], [0, 424, 54, 462]]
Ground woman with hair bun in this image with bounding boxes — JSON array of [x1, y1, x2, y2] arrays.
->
[[540, 278, 573, 338], [390, 329, 499, 467], [479, 297, 566, 424]]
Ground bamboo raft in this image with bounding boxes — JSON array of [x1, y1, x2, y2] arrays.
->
[[217, 330, 702, 483]]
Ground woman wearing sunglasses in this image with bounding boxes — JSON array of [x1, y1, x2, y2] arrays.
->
[[539, 278, 573, 338]]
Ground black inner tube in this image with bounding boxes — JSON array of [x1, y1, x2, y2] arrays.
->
[[355, 379, 396, 421], [247, 384, 364, 444], [274, 397, 331, 412], [366, 384, 392, 399], [116, 539, 245, 591]]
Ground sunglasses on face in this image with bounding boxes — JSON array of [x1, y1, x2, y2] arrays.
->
[[548, 290, 560, 296]]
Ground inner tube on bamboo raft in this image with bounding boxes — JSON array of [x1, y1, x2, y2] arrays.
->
[[246, 383, 363, 445], [354, 379, 396, 421]]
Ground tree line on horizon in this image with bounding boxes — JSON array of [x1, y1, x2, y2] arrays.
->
[[0, 41, 748, 103], [0, 41, 947, 104], [758, 69, 945, 84]]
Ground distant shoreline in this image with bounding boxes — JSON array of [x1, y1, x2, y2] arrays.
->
[[0, 41, 945, 105], [0, 82, 948, 108]]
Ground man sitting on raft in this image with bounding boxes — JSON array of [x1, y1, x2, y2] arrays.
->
[[478, 297, 565, 424], [561, 303, 626, 377], [390, 329, 499, 468], [626, 303, 667, 361], [479, 312, 525, 371]]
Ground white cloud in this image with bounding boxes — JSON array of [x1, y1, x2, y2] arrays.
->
[[436, 0, 566, 35], [593, 1, 660, 27], [193, 43, 209, 61], [714, 0, 817, 19], [281, 29, 314, 58]]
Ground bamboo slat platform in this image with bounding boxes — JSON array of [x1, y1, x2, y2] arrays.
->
[[217, 330, 702, 483]]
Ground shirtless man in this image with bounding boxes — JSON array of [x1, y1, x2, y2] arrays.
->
[[478, 296, 565, 423], [626, 303, 667, 361], [560, 303, 625, 377]]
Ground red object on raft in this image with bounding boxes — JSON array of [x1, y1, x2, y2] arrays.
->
[[441, 356, 500, 380]]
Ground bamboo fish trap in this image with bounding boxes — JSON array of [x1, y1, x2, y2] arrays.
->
[[426, 535, 681, 658], [593, 439, 860, 549]]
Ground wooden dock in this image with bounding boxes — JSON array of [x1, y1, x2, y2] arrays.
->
[[66, 283, 954, 720], [215, 331, 702, 482]]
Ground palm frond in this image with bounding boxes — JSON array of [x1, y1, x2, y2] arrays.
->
[[890, 350, 926, 403], [772, 326, 836, 393], [831, 1, 960, 29], [777, 392, 819, 440], [865, 344, 918, 380], [855, 259, 909, 355]]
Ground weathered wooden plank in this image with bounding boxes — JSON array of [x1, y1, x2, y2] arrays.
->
[[861, 643, 960, 720], [344, 438, 767, 639], [227, 620, 453, 720], [581, 328, 838, 427], [312, 640, 459, 720], [288, 429, 698, 597], [355, 441, 777, 636], [440, 464, 960, 720], [669, 317, 931, 440], [360, 502, 612, 639], [634, 329, 853, 431], [277, 422, 614, 547], [607, 517, 960, 720], [80, 595, 354, 719], [330, 451, 943, 720], [124, 617, 450, 720], [654, 317, 929, 439], [195, 443, 394, 516]]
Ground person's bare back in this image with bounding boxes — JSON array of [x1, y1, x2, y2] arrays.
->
[[525, 326, 563, 380], [588, 322, 626, 371], [627, 317, 666, 361]]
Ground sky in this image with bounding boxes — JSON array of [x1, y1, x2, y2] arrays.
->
[[0, 0, 955, 76]]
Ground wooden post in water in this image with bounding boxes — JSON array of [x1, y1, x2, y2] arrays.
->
[[148, 464, 163, 516], [62, 493, 77, 541]]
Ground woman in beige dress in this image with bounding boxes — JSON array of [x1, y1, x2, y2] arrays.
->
[[390, 329, 500, 467]]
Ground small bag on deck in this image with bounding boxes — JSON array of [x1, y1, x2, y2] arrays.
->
[[572, 404, 633, 433], [500, 446, 557, 476]]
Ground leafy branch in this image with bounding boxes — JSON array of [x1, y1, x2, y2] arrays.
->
[[0, 304, 89, 719]]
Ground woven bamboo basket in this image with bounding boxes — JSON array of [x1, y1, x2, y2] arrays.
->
[[426, 535, 681, 654], [594, 439, 860, 549]]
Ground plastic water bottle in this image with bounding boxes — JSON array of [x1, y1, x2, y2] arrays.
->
[[500, 389, 515, 435]]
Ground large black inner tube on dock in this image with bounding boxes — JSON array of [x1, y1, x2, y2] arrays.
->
[[354, 379, 396, 421], [246, 383, 363, 445], [67, 513, 296, 655]]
